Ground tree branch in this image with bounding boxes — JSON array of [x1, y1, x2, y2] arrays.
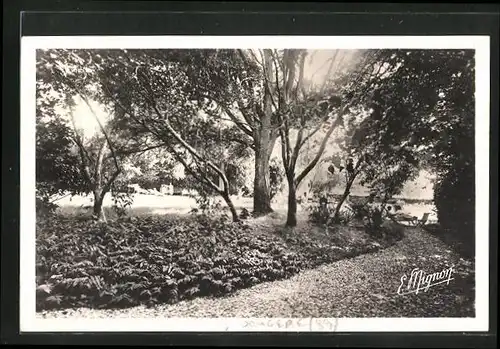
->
[[144, 89, 231, 193], [103, 169, 122, 194], [290, 125, 305, 170], [295, 104, 349, 186], [318, 49, 339, 94], [298, 112, 332, 149], [221, 106, 254, 137], [108, 143, 167, 158], [94, 138, 107, 185], [276, 114, 290, 170], [68, 109, 92, 183], [56, 68, 122, 174], [295, 51, 307, 99], [236, 100, 261, 127], [269, 50, 283, 109], [262, 49, 280, 113], [283, 118, 292, 168]]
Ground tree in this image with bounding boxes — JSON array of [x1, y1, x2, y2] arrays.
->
[[170, 49, 280, 215], [288, 48, 474, 228], [75, 49, 245, 221], [340, 49, 475, 240], [36, 50, 157, 221], [252, 49, 376, 226], [324, 108, 421, 222], [35, 116, 88, 215], [151, 49, 354, 216]]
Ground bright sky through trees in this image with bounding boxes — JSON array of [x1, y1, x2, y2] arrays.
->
[[58, 49, 359, 137]]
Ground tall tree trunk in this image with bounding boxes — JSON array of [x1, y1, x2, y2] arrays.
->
[[93, 188, 107, 222], [253, 145, 273, 216], [253, 63, 278, 216], [333, 173, 357, 221], [285, 176, 298, 227], [222, 191, 240, 222]]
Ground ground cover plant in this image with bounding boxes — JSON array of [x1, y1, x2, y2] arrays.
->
[[36, 212, 403, 311]]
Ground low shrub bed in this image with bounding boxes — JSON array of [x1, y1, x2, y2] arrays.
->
[[36, 214, 403, 311]]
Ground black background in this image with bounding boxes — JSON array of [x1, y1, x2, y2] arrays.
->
[[2, 1, 499, 347]]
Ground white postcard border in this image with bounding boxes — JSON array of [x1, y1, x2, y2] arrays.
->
[[20, 35, 490, 332]]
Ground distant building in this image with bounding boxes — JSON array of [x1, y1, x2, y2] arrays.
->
[[160, 184, 174, 195], [127, 183, 149, 194]]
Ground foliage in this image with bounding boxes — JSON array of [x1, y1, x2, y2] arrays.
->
[[119, 149, 180, 191], [38, 224, 473, 318], [269, 159, 285, 201], [307, 199, 354, 226], [336, 210, 355, 225], [347, 49, 475, 237], [36, 49, 145, 221], [110, 191, 134, 218], [36, 196, 59, 218], [36, 118, 89, 198], [191, 193, 226, 218], [307, 49, 474, 232], [363, 207, 385, 236], [307, 202, 332, 225], [225, 162, 250, 196], [35, 214, 401, 311], [433, 165, 475, 252], [83, 48, 247, 220], [239, 208, 252, 220], [350, 202, 369, 220]]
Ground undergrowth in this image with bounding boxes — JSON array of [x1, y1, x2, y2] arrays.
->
[[36, 214, 403, 311]]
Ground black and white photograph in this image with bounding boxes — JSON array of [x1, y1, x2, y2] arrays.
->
[[20, 36, 490, 332]]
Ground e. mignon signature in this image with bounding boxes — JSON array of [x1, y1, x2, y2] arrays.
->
[[397, 266, 455, 295]]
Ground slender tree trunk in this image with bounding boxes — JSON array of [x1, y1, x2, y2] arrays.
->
[[93, 188, 107, 222], [219, 162, 225, 192], [285, 176, 298, 227], [222, 191, 240, 222], [333, 173, 357, 221]]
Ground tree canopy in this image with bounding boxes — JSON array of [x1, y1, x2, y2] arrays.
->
[[36, 48, 475, 232]]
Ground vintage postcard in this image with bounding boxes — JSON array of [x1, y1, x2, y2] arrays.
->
[[20, 35, 490, 332]]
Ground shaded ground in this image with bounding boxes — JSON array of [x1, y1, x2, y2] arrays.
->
[[38, 224, 474, 319]]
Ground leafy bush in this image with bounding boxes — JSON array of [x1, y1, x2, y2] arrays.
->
[[36, 196, 58, 217], [380, 221, 405, 245], [434, 166, 474, 254], [239, 208, 251, 220], [307, 199, 357, 226], [308, 203, 332, 225], [190, 190, 227, 218], [350, 202, 369, 220], [363, 206, 384, 236], [111, 192, 134, 218], [36, 216, 294, 311], [336, 210, 355, 225]]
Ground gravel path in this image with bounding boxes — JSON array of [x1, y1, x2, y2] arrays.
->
[[38, 227, 474, 319]]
